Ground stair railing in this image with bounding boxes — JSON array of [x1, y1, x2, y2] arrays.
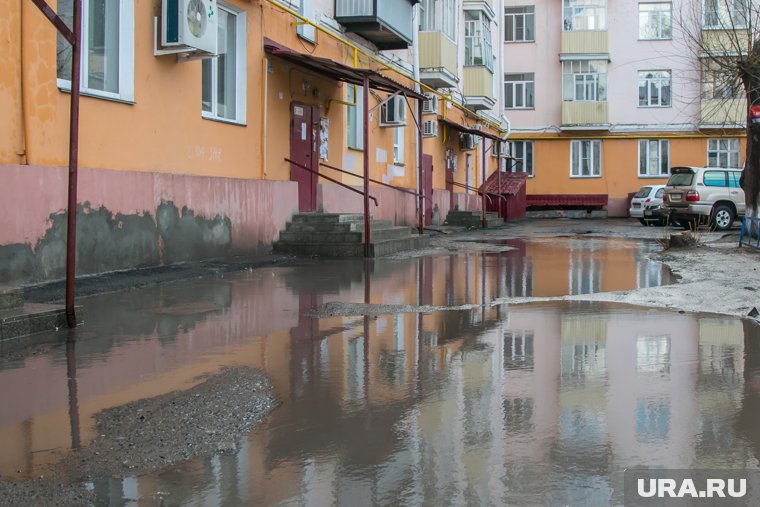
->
[[319, 162, 432, 203], [284, 158, 378, 207]]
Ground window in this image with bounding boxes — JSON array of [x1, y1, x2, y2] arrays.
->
[[201, 5, 247, 124], [639, 2, 671, 39], [638, 139, 670, 177], [508, 141, 534, 176], [707, 139, 740, 167], [420, 0, 456, 39], [505, 73, 535, 109], [703, 170, 727, 186], [465, 11, 493, 70], [347, 85, 364, 150], [703, 0, 747, 28], [701, 59, 742, 99], [393, 127, 405, 164], [505, 6, 535, 42], [638, 71, 671, 107], [56, 0, 134, 101], [571, 140, 602, 177], [562, 61, 607, 101], [563, 0, 607, 31]]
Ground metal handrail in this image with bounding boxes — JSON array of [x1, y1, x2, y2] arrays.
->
[[285, 158, 378, 207], [319, 162, 432, 203], [446, 180, 506, 203]]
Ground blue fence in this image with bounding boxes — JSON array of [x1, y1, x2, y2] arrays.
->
[[739, 216, 760, 249]]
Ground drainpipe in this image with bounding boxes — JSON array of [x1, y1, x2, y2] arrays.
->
[[418, 99, 424, 234], [482, 138, 487, 228], [17, 0, 28, 165], [412, 3, 422, 231]]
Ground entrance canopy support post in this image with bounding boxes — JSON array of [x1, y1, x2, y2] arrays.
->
[[363, 75, 371, 257], [417, 99, 424, 235]]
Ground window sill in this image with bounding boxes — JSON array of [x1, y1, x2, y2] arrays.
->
[[638, 175, 669, 179], [638, 37, 672, 41], [504, 40, 535, 44], [505, 107, 535, 111], [201, 114, 246, 127], [57, 84, 135, 105], [702, 25, 747, 30], [570, 175, 602, 179], [638, 105, 672, 109], [347, 146, 364, 153]]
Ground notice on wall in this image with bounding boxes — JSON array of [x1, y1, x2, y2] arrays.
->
[[320, 117, 329, 160]]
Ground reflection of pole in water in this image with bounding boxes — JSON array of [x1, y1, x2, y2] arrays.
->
[[66, 334, 81, 450], [364, 259, 371, 399]]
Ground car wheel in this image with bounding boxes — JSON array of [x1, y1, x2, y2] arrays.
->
[[638, 218, 649, 226], [711, 205, 734, 231]]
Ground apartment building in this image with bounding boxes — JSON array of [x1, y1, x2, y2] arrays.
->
[[502, 0, 747, 216], [1, 0, 507, 285]]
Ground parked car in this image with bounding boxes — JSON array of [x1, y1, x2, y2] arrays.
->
[[630, 185, 666, 226], [662, 166, 745, 231]]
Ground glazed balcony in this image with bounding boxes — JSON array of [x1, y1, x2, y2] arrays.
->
[[700, 98, 746, 126], [463, 66, 496, 111], [419, 31, 458, 89], [560, 31, 608, 56], [335, 0, 418, 50], [561, 101, 609, 128]]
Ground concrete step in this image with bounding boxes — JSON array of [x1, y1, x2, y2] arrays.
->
[[0, 303, 78, 341], [445, 211, 503, 228], [278, 226, 413, 245], [273, 234, 430, 258], [285, 219, 394, 234], [0, 286, 23, 311], [291, 213, 365, 225]]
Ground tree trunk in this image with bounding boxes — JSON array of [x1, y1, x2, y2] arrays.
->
[[741, 39, 760, 218]]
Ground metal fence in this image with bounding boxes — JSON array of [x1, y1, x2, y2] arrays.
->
[[739, 216, 760, 249]]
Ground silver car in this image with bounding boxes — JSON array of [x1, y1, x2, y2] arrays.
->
[[630, 185, 666, 226], [662, 166, 745, 230]]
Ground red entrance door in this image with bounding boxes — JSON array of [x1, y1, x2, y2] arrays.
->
[[290, 103, 319, 212], [422, 154, 434, 226]]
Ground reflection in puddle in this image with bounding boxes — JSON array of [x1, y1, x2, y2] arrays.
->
[[1, 238, 743, 506]]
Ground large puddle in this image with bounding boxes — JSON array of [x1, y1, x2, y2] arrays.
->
[[2, 238, 756, 506]]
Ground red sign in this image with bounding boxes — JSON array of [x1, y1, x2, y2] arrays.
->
[[751, 105, 760, 125]]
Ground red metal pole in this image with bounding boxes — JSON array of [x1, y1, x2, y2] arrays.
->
[[481, 138, 487, 228], [363, 76, 370, 257], [497, 141, 502, 219], [417, 100, 424, 235], [65, 0, 82, 327]]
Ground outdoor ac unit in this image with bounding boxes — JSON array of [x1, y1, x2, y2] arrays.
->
[[471, 123, 483, 131], [380, 96, 407, 127], [460, 133, 477, 151], [422, 93, 438, 115], [422, 120, 438, 137], [162, 0, 218, 54]]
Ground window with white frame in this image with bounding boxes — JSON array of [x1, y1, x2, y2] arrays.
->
[[347, 85, 364, 150], [701, 59, 743, 99], [465, 11, 493, 71], [419, 0, 456, 39], [202, 4, 247, 123], [703, 0, 747, 28], [505, 6, 535, 42], [562, 61, 607, 101], [707, 138, 740, 167], [394, 127, 405, 164], [639, 139, 670, 177], [56, 0, 134, 101], [638, 70, 671, 107], [505, 73, 535, 109], [571, 140, 602, 177], [639, 2, 671, 39], [508, 141, 534, 177], [563, 0, 607, 31]]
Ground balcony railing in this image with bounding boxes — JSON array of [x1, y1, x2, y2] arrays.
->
[[700, 98, 746, 126], [463, 66, 495, 111], [561, 101, 609, 127], [419, 31, 458, 88], [335, 0, 417, 50], [560, 31, 608, 55]]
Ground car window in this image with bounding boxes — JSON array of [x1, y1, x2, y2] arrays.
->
[[729, 172, 741, 188], [655, 188, 664, 198], [667, 173, 693, 186], [635, 187, 651, 198], [703, 171, 727, 187]]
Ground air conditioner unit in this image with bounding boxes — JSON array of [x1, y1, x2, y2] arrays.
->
[[460, 133, 477, 151], [471, 123, 483, 131], [422, 120, 438, 137], [380, 96, 407, 127], [162, 0, 218, 54], [422, 93, 438, 115]]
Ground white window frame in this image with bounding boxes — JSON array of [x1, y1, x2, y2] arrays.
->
[[702, 0, 748, 29], [563, 0, 607, 31], [465, 11, 494, 71], [562, 61, 607, 102], [707, 138, 741, 168], [570, 140, 602, 178], [505, 6, 535, 42], [347, 85, 364, 151], [638, 70, 671, 107], [508, 141, 534, 177], [393, 126, 405, 164], [419, 0, 456, 40], [201, 3, 247, 125], [638, 2, 672, 40], [701, 58, 743, 99], [638, 139, 670, 177], [56, 0, 135, 103], [505, 73, 535, 109]]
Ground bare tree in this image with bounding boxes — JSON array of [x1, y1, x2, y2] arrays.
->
[[676, 0, 760, 216]]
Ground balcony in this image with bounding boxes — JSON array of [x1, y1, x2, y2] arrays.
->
[[463, 66, 495, 111], [560, 31, 608, 57], [700, 29, 750, 53], [419, 32, 458, 89], [700, 98, 746, 126], [561, 101, 609, 128], [335, 0, 418, 50], [463, 0, 495, 20]]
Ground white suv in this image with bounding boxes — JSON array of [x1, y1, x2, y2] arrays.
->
[[662, 166, 745, 231]]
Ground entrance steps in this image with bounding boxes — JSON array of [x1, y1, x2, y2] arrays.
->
[[0, 286, 72, 341], [444, 210, 503, 228], [273, 213, 430, 257]]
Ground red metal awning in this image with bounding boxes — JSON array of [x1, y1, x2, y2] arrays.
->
[[263, 38, 425, 100], [482, 172, 527, 196], [437, 116, 503, 142]]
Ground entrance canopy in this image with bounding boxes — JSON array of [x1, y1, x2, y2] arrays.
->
[[438, 116, 502, 142], [263, 38, 425, 100]]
